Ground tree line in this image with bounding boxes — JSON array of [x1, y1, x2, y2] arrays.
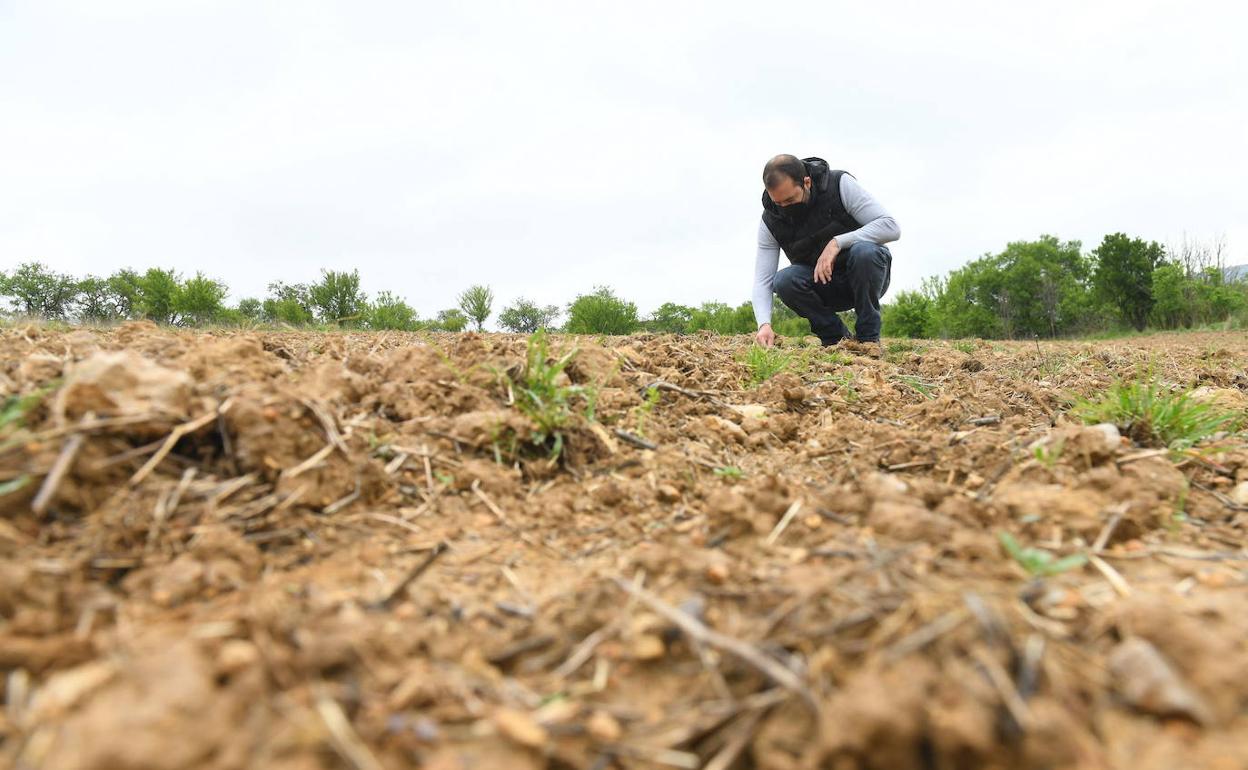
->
[[882, 233, 1248, 338], [2, 232, 1243, 338], [0, 263, 815, 336]]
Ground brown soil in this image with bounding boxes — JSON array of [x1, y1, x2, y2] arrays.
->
[[2, 324, 1247, 770]]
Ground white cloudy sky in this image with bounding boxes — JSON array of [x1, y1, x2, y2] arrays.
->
[[2, 0, 1245, 322]]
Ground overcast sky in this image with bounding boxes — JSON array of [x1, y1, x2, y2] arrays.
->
[[2, 0, 1245, 323]]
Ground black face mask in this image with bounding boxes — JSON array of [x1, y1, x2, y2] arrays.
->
[[778, 184, 813, 222]]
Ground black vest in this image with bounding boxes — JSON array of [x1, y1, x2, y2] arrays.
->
[[760, 158, 861, 267]]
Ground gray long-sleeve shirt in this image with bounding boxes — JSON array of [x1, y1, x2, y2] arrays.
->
[[753, 173, 900, 326]]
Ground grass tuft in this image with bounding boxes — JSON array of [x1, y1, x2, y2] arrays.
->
[[742, 346, 792, 385], [504, 330, 595, 459], [1070, 377, 1241, 449]]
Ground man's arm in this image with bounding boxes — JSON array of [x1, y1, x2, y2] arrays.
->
[[833, 174, 901, 249], [753, 219, 780, 327]]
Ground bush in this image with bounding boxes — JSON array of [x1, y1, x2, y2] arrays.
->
[[644, 303, 694, 334], [429, 308, 468, 332], [366, 292, 419, 330], [881, 290, 932, 338], [498, 297, 559, 333], [310, 270, 367, 326], [689, 302, 755, 335], [262, 282, 315, 325], [565, 286, 639, 335]]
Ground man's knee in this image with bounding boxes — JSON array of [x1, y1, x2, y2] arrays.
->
[[846, 241, 887, 270], [773, 265, 809, 299]]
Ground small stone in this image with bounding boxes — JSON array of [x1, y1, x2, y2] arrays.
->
[[728, 404, 768, 420], [493, 708, 548, 748], [630, 634, 666, 660], [1089, 423, 1122, 453], [705, 563, 729, 584], [1108, 637, 1213, 726], [587, 710, 622, 742], [656, 484, 681, 503], [1229, 481, 1248, 506], [216, 640, 260, 674]]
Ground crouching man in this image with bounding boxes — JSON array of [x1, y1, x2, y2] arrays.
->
[[752, 154, 900, 348]]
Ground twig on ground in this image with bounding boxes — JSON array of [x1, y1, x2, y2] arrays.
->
[[282, 443, 335, 481], [1088, 553, 1132, 597], [1091, 511, 1123, 554], [31, 434, 84, 516], [378, 542, 447, 608], [315, 691, 385, 770], [612, 577, 817, 710], [130, 399, 234, 487], [614, 428, 657, 451], [302, 399, 349, 455], [764, 499, 803, 546], [883, 608, 969, 661]]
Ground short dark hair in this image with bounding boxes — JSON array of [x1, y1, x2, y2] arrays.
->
[[763, 154, 806, 189]]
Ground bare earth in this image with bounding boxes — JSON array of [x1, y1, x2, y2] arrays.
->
[[2, 322, 1247, 770]]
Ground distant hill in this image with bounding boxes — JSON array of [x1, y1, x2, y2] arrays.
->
[[1224, 264, 1248, 282]]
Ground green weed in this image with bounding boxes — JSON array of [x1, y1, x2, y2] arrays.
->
[[503, 329, 596, 459], [632, 385, 661, 437], [713, 465, 744, 479], [951, 340, 977, 354], [998, 532, 1087, 577], [1070, 376, 1241, 449], [1032, 439, 1064, 469], [742, 346, 791, 385], [895, 374, 937, 400], [0, 475, 31, 497]]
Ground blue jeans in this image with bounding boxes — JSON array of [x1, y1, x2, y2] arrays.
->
[[773, 241, 892, 344]]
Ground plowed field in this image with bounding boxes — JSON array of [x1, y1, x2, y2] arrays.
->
[[2, 322, 1247, 770]]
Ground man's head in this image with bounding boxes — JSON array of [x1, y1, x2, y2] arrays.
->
[[763, 154, 811, 207]]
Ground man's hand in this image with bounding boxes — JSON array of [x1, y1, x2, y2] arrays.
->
[[755, 323, 776, 348], [814, 239, 841, 284]]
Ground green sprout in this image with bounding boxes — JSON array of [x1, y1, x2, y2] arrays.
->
[[998, 532, 1087, 577]]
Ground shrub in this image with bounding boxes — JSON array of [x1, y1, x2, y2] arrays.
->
[[565, 286, 639, 335], [430, 308, 468, 332], [1, 262, 79, 319], [310, 270, 367, 326], [366, 292, 419, 331], [135, 268, 181, 324]]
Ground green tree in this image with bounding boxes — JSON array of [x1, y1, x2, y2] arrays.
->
[[1, 262, 79, 319], [107, 269, 143, 319], [1091, 233, 1165, 331], [135, 268, 181, 324], [75, 276, 125, 323], [457, 285, 494, 331], [688, 301, 756, 334], [236, 298, 263, 321], [498, 297, 559, 333], [366, 291, 419, 330], [309, 270, 367, 325], [262, 282, 315, 325], [430, 308, 468, 331], [881, 290, 932, 338], [565, 286, 639, 334], [172, 273, 227, 325], [644, 302, 694, 334]]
